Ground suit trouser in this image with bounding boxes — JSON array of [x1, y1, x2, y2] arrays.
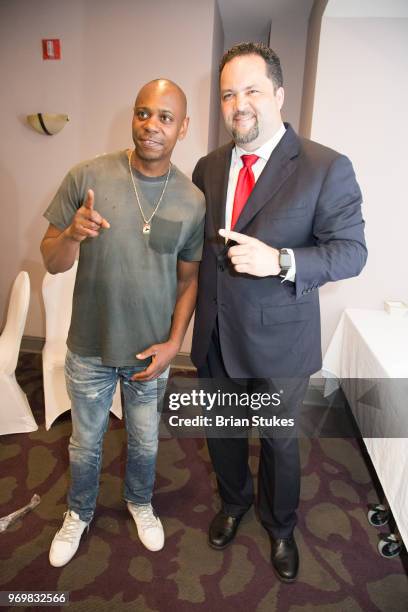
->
[[198, 323, 309, 539]]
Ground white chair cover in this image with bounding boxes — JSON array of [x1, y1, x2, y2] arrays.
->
[[0, 271, 38, 434], [42, 261, 122, 430]]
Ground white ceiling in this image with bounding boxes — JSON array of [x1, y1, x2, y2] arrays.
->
[[217, 0, 407, 47], [217, 0, 314, 44], [325, 0, 408, 18]]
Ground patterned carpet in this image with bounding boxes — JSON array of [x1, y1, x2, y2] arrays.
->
[[0, 352, 407, 612]]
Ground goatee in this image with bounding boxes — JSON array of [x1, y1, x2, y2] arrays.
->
[[232, 124, 259, 145]]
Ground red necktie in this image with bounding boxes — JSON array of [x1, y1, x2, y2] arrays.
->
[[231, 154, 259, 229]]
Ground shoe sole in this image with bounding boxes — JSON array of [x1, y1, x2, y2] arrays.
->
[[49, 558, 72, 568], [136, 533, 164, 553], [208, 537, 237, 550], [271, 564, 298, 583]]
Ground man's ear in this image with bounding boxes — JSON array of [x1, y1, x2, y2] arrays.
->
[[276, 87, 284, 110], [178, 116, 190, 141]]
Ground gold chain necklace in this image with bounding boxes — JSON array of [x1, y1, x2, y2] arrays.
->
[[128, 150, 171, 234]]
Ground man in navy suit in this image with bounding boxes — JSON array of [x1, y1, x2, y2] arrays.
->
[[191, 42, 367, 582]]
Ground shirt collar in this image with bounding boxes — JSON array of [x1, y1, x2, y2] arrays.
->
[[233, 122, 286, 164]]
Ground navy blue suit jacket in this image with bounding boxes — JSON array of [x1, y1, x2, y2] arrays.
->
[[191, 124, 367, 378]]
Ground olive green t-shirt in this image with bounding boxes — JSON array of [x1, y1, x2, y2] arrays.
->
[[44, 150, 205, 366]]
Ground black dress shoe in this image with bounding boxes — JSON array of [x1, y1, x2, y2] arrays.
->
[[209, 511, 243, 550], [270, 536, 299, 583]]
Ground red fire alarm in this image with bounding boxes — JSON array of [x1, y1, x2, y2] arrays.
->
[[42, 39, 61, 60]]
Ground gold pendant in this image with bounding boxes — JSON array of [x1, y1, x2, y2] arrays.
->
[[143, 223, 151, 234]]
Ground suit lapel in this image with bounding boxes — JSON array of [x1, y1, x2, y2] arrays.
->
[[234, 124, 300, 234], [209, 143, 233, 253]]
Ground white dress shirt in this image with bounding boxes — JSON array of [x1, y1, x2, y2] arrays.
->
[[225, 123, 296, 282]]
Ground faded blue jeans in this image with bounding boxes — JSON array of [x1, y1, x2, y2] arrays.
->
[[64, 349, 169, 523]]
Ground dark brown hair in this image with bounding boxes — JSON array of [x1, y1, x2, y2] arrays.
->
[[219, 42, 283, 92]]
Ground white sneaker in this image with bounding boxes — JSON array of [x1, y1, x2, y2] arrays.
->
[[127, 502, 164, 551], [49, 510, 88, 567]]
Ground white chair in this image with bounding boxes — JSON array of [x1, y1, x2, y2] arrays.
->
[[0, 271, 38, 435], [42, 261, 122, 430]]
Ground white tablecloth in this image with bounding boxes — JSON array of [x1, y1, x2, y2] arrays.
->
[[323, 308, 408, 546]]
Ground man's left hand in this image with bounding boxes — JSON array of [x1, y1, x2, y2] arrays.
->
[[219, 229, 280, 277], [131, 340, 179, 381]]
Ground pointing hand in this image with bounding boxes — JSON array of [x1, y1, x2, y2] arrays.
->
[[219, 228, 281, 277], [66, 189, 110, 242]]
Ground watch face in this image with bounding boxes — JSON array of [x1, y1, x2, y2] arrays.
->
[[279, 252, 291, 269]]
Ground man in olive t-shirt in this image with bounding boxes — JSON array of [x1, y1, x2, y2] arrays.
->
[[40, 79, 205, 567]]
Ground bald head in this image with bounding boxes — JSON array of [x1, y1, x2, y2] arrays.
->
[[135, 79, 187, 118]]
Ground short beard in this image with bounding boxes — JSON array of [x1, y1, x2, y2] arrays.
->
[[231, 122, 259, 145]]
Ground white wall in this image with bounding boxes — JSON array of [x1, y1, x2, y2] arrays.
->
[[0, 0, 217, 350], [207, 1, 224, 151], [299, 0, 328, 138], [310, 3, 408, 352], [269, 1, 314, 132]]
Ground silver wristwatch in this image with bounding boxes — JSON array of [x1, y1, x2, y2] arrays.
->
[[279, 248, 292, 276]]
